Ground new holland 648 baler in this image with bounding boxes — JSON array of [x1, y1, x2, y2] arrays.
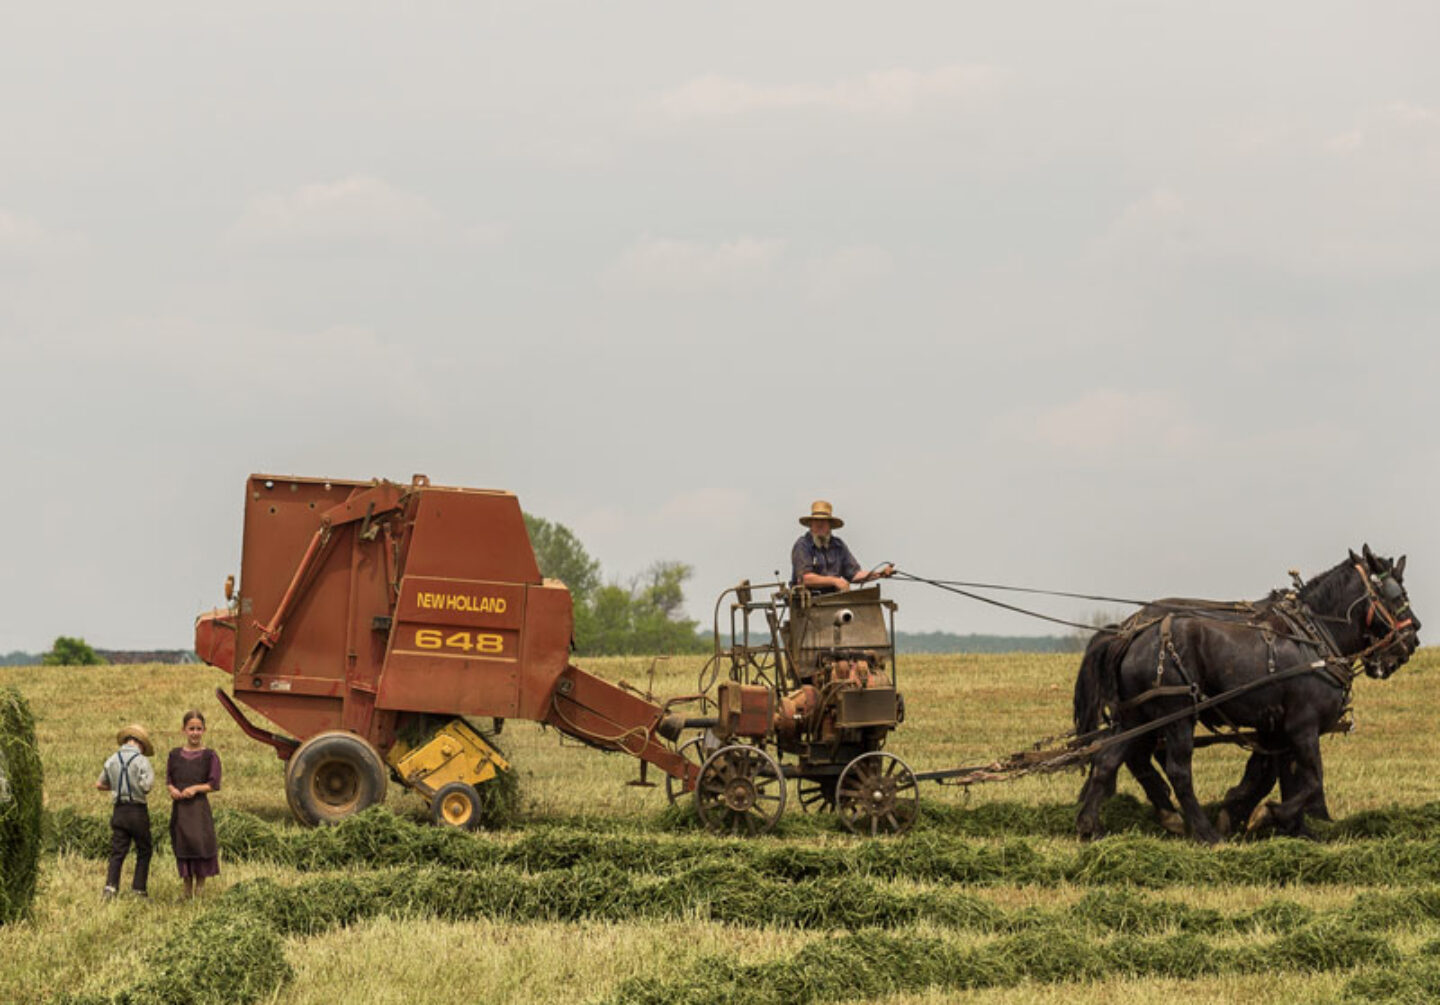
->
[[194, 474, 701, 828]]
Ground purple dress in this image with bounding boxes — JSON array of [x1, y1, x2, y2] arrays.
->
[[167, 747, 221, 878]]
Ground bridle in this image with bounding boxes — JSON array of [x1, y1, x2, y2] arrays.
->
[[1350, 562, 1418, 678]]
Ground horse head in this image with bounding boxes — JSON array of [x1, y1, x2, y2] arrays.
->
[[1348, 544, 1420, 678]]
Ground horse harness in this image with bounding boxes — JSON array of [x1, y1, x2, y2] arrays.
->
[[1105, 593, 1358, 754]]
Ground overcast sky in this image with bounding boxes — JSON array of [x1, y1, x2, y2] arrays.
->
[[2, 3, 1436, 651]]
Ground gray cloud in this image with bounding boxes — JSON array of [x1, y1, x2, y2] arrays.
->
[[1, 2, 1436, 650]]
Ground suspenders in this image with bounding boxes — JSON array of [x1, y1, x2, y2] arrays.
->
[[114, 750, 139, 804]]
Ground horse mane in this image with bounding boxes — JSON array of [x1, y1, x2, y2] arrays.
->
[[1296, 556, 1358, 616]]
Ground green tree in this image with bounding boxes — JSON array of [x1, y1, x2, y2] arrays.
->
[[41, 636, 105, 666], [523, 514, 601, 603], [574, 563, 708, 657], [524, 513, 706, 657]]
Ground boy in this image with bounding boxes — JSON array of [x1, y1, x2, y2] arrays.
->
[[96, 724, 155, 899]]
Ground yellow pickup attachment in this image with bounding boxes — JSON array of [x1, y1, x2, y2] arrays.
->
[[387, 718, 511, 829]]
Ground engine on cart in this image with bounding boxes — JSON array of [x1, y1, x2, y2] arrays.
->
[[716, 648, 900, 748], [677, 582, 919, 836]]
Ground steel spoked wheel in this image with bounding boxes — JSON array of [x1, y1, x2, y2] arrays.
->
[[695, 744, 787, 836], [837, 752, 919, 836], [797, 775, 838, 814], [665, 736, 706, 805]]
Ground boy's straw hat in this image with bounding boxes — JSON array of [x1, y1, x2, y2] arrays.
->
[[116, 724, 154, 757]]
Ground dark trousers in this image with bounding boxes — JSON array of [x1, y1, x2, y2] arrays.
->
[[106, 803, 151, 892]]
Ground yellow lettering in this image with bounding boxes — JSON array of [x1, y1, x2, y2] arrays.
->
[[410, 591, 508, 615]]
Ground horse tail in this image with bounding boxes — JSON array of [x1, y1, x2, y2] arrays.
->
[[1073, 629, 1123, 735]]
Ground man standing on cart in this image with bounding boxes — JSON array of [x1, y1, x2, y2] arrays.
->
[[791, 500, 894, 593]]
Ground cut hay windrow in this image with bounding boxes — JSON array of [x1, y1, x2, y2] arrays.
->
[[1345, 943, 1440, 1003], [0, 687, 43, 924], [601, 924, 1400, 1005], [42, 804, 1440, 888], [56, 865, 1410, 1005]]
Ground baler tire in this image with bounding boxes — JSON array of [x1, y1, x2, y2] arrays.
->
[[430, 782, 483, 831], [285, 731, 388, 827]]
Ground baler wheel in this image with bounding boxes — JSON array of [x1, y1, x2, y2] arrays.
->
[[695, 744, 787, 837], [430, 782, 483, 831], [836, 752, 918, 837], [284, 731, 389, 827]]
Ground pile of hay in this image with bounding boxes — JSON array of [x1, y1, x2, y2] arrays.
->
[[0, 687, 42, 923]]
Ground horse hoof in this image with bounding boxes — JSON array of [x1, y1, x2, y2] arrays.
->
[[1158, 810, 1186, 836], [1217, 809, 1232, 838], [1246, 802, 1273, 833]]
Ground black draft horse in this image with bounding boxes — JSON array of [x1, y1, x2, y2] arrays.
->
[[1074, 545, 1420, 843]]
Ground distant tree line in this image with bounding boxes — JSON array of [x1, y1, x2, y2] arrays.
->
[[524, 514, 707, 657], [894, 631, 1086, 654]]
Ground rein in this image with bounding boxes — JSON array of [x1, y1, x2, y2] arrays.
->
[[896, 562, 1414, 660], [891, 570, 1261, 634]]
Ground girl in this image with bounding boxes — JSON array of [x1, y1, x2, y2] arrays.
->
[[166, 709, 221, 898]]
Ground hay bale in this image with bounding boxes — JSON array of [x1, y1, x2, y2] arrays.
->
[[0, 687, 42, 923]]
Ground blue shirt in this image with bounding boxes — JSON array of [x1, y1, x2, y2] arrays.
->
[[791, 533, 861, 588]]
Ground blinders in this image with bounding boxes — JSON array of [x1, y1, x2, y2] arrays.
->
[[1357, 563, 1420, 679]]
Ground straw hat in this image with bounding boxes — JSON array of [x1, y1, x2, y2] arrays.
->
[[116, 724, 154, 757], [799, 500, 844, 529]]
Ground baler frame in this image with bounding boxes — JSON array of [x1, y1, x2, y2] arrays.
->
[[196, 473, 706, 829]]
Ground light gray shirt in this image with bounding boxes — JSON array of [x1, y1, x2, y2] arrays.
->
[[98, 744, 154, 805]]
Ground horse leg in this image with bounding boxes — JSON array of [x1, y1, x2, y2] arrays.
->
[[1279, 755, 1332, 822], [1124, 739, 1184, 835], [1077, 737, 1132, 841], [1157, 721, 1220, 844], [1218, 750, 1278, 839], [1247, 731, 1323, 838]]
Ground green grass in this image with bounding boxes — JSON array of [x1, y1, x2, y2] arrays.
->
[[3, 648, 1439, 1003]]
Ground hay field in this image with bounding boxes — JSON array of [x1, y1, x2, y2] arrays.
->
[[5, 648, 1440, 1004]]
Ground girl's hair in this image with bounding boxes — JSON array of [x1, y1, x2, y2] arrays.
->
[[182, 709, 206, 728]]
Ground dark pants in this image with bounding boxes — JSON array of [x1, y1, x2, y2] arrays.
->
[[106, 803, 151, 892]]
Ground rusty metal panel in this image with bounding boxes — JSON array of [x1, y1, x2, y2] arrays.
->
[[232, 692, 346, 745], [836, 687, 898, 729], [236, 476, 368, 682], [717, 682, 775, 738], [515, 584, 577, 721], [794, 586, 891, 651], [234, 475, 402, 748], [403, 490, 541, 584]]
